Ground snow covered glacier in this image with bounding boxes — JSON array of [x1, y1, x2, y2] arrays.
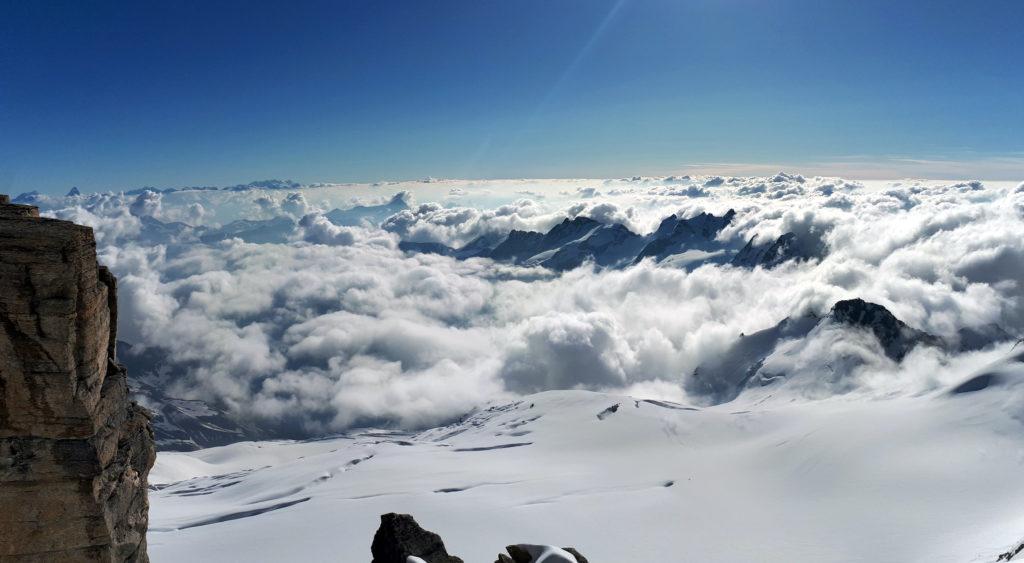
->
[[148, 350, 1024, 561]]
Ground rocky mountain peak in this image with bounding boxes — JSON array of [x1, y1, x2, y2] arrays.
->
[[829, 298, 940, 361]]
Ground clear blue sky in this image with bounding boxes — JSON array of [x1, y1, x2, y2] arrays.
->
[[2, 1, 1023, 194]]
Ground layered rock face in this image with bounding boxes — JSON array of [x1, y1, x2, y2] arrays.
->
[[0, 195, 155, 561]]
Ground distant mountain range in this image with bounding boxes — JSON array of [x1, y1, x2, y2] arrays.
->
[[400, 209, 826, 272]]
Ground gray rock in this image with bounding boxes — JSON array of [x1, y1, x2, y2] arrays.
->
[[370, 513, 464, 563], [829, 298, 941, 362]]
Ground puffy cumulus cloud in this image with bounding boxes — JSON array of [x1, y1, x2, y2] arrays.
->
[[130, 190, 163, 217], [46, 193, 143, 245], [659, 185, 711, 198], [500, 313, 634, 392], [281, 192, 314, 217], [253, 191, 319, 219], [563, 201, 646, 233], [569, 187, 600, 198], [380, 199, 558, 246], [73, 175, 1024, 436], [1013, 182, 1024, 218], [295, 213, 397, 248], [184, 202, 207, 224]]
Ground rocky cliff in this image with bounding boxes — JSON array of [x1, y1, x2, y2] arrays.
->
[[0, 194, 155, 561]]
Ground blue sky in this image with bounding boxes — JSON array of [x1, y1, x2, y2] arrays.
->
[[2, 1, 1022, 194]]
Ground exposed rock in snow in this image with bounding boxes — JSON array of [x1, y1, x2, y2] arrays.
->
[[828, 298, 941, 362], [542, 223, 646, 270], [148, 377, 1024, 562], [731, 231, 826, 269], [693, 298, 946, 402], [997, 539, 1024, 561], [399, 209, 739, 272], [633, 209, 736, 264], [329, 192, 411, 227], [366, 513, 589, 563], [370, 513, 464, 563], [499, 544, 588, 563]]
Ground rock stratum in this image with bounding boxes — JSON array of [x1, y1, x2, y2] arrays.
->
[[0, 194, 155, 561]]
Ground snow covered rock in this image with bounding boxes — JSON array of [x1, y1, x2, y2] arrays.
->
[[828, 298, 941, 361], [692, 298, 945, 402], [731, 231, 826, 269], [633, 209, 735, 264], [489, 217, 604, 265], [498, 544, 589, 563], [400, 210, 738, 271], [330, 192, 411, 227], [371, 513, 464, 563]]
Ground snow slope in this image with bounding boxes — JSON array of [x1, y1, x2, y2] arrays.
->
[[149, 352, 1024, 562]]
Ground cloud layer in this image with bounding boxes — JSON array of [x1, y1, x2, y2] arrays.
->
[[33, 175, 1024, 435]]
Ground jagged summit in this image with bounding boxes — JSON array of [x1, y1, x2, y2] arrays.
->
[[397, 208, 753, 272], [691, 298, 945, 402], [828, 298, 942, 361], [327, 192, 412, 226], [732, 231, 826, 269], [11, 190, 41, 204], [633, 208, 736, 263]]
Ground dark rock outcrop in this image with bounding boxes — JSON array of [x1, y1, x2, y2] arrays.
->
[[0, 196, 155, 561], [398, 210, 738, 272], [691, 298, 946, 403], [370, 513, 589, 563], [370, 513, 464, 563], [829, 298, 941, 362], [731, 231, 826, 269], [998, 540, 1024, 561], [634, 209, 736, 264], [497, 544, 589, 563]]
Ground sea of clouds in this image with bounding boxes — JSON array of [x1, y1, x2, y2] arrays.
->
[[27, 174, 1024, 435]]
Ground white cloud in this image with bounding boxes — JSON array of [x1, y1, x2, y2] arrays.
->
[[30, 175, 1024, 435]]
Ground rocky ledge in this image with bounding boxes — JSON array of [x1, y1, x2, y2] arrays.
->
[[371, 513, 589, 563], [0, 195, 155, 561]]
